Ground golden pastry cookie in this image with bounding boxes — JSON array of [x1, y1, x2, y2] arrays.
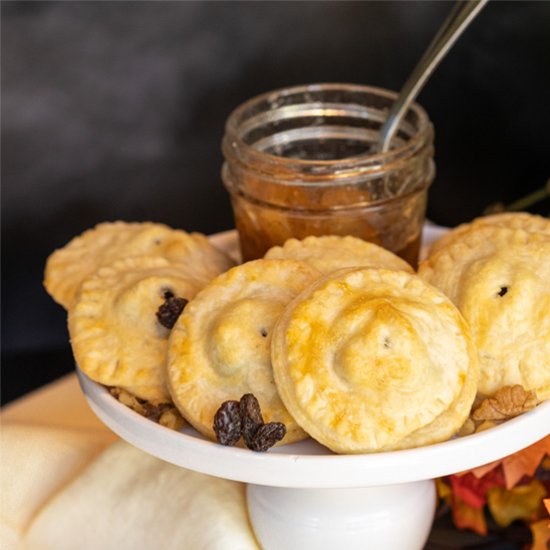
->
[[45, 221, 234, 309], [419, 226, 550, 400], [271, 268, 478, 454], [69, 256, 202, 403], [429, 212, 550, 257], [264, 235, 413, 274], [167, 259, 321, 444]]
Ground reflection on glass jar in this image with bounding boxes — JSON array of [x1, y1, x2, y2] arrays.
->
[[222, 83, 435, 268]]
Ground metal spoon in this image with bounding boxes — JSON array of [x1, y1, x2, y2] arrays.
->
[[377, 0, 489, 155]]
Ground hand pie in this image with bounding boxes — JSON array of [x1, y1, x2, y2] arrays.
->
[[45, 221, 234, 309], [419, 226, 550, 400], [429, 212, 550, 257], [264, 235, 413, 274], [167, 259, 321, 444], [271, 268, 478, 453], [69, 256, 201, 403]]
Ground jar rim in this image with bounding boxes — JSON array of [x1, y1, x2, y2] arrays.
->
[[223, 82, 433, 176], [222, 161, 434, 211]]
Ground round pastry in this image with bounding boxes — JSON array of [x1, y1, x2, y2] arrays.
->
[[69, 256, 202, 403], [167, 259, 321, 444], [429, 212, 550, 257], [264, 235, 413, 274], [44, 221, 234, 309], [420, 226, 550, 400], [271, 268, 478, 454]]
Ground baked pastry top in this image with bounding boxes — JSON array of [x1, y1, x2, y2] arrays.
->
[[45, 221, 234, 309], [167, 259, 321, 444], [264, 235, 413, 274], [69, 256, 201, 403], [429, 212, 550, 257], [271, 267, 478, 453], [420, 226, 550, 400]]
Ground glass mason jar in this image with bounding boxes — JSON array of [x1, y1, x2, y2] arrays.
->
[[222, 83, 435, 267]]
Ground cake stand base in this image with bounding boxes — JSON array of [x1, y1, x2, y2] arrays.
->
[[247, 479, 436, 550]]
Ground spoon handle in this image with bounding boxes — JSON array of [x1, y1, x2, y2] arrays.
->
[[378, 0, 489, 153]]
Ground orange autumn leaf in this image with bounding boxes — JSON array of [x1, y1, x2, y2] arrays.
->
[[500, 437, 550, 489], [529, 519, 550, 550], [451, 494, 488, 536], [545, 498, 550, 525], [459, 461, 499, 480], [463, 435, 550, 489], [487, 479, 547, 528]]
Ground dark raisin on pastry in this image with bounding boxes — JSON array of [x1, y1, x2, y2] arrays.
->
[[213, 400, 242, 446], [240, 393, 264, 448], [247, 422, 286, 452], [156, 295, 188, 329]]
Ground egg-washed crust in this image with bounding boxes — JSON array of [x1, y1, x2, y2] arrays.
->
[[167, 259, 322, 444], [428, 212, 550, 257], [264, 235, 413, 274], [419, 226, 550, 400], [44, 221, 235, 309], [271, 267, 478, 454], [69, 256, 202, 403]]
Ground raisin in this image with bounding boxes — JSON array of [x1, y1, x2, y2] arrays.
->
[[248, 422, 286, 452], [240, 393, 264, 448], [213, 400, 242, 446], [213, 393, 287, 451], [497, 286, 508, 297], [156, 296, 188, 329]]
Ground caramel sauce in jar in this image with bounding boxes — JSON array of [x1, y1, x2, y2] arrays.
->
[[222, 84, 434, 268]]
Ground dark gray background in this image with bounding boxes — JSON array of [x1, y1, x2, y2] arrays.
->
[[2, 1, 550, 402]]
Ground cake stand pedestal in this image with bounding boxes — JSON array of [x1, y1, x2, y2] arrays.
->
[[247, 482, 436, 550]]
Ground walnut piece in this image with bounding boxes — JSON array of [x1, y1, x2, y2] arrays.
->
[[472, 385, 537, 422], [110, 387, 146, 415], [159, 409, 185, 430], [109, 387, 185, 430], [457, 417, 476, 437], [474, 420, 498, 433]]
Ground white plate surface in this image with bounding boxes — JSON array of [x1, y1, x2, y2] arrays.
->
[[77, 224, 550, 489]]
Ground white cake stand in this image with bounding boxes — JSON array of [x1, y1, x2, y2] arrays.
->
[[78, 371, 550, 550], [76, 226, 550, 550]]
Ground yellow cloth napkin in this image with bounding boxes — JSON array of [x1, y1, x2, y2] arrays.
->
[[0, 374, 259, 549]]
